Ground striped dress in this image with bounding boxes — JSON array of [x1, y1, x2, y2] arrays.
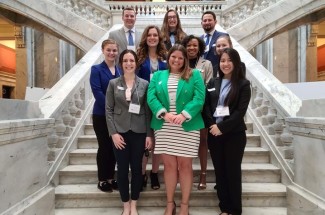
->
[[154, 73, 200, 157]]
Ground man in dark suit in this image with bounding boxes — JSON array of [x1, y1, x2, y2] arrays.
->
[[109, 7, 141, 60], [200, 11, 228, 77]]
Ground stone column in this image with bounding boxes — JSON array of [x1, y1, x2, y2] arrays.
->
[[34, 31, 60, 88], [273, 29, 298, 83], [306, 24, 318, 82], [14, 26, 28, 99]]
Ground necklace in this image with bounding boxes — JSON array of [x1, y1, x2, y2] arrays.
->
[[150, 58, 158, 72]]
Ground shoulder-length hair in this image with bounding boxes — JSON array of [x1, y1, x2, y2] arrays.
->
[[167, 44, 192, 81], [137, 25, 167, 66], [218, 48, 245, 105], [181, 35, 206, 57], [101, 39, 119, 50], [161, 9, 186, 43], [119, 49, 139, 71]]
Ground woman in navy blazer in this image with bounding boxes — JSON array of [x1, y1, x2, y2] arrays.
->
[[90, 39, 121, 192], [137, 25, 168, 191], [203, 48, 251, 215]]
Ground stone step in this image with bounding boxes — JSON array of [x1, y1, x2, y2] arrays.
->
[[84, 122, 254, 135], [59, 163, 280, 185], [77, 133, 261, 149], [56, 206, 287, 215], [69, 147, 269, 165], [55, 183, 286, 208]]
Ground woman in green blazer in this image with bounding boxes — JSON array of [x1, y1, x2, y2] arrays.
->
[[147, 44, 205, 215]]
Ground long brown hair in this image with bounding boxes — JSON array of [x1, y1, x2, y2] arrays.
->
[[167, 44, 192, 81], [137, 25, 167, 66], [161, 9, 186, 44]]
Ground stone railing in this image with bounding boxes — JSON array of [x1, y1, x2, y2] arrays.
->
[[48, 0, 225, 30], [104, 1, 225, 16], [38, 25, 121, 182], [51, 0, 111, 29], [221, 0, 281, 29]]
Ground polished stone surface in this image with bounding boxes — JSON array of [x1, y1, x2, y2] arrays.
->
[[0, 99, 42, 120], [0, 119, 54, 214], [286, 117, 325, 199], [56, 206, 287, 215], [228, 0, 324, 50]]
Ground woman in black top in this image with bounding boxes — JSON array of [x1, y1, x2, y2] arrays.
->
[[203, 48, 251, 215]]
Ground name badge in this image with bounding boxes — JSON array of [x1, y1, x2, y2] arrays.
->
[[117, 86, 125, 90], [207, 88, 215, 92], [213, 106, 230, 117], [127, 45, 136, 52], [129, 103, 140, 114]]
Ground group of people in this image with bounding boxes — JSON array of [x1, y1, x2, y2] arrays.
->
[[89, 7, 251, 215]]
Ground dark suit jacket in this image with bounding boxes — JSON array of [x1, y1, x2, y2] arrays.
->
[[90, 61, 121, 116], [108, 27, 141, 56], [137, 57, 167, 82], [105, 76, 152, 137], [201, 30, 228, 77], [202, 78, 251, 134]]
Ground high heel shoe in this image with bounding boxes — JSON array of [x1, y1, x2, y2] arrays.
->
[[165, 201, 176, 215], [140, 174, 148, 192], [197, 172, 207, 190], [150, 171, 160, 190], [180, 202, 189, 215]]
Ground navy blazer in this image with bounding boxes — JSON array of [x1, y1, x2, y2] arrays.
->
[[201, 30, 228, 77], [137, 57, 167, 82], [90, 61, 121, 116], [202, 78, 251, 134]]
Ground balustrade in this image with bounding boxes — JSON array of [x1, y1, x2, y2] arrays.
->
[[221, 0, 282, 29], [47, 0, 225, 30]]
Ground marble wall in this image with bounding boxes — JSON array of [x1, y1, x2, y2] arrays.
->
[[0, 118, 55, 214], [286, 117, 325, 214]]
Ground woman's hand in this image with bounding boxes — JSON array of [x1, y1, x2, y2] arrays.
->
[[173, 113, 186, 125], [145, 137, 153, 150], [111, 134, 126, 150], [209, 124, 222, 136], [163, 112, 176, 123]]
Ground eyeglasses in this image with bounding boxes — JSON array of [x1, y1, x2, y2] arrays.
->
[[168, 16, 177, 20]]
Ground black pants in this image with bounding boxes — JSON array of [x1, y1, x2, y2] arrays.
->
[[113, 131, 146, 202], [92, 115, 116, 181], [208, 131, 246, 215]]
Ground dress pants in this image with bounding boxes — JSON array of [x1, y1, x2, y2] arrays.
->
[[113, 130, 146, 202], [208, 130, 246, 215], [92, 114, 116, 181]]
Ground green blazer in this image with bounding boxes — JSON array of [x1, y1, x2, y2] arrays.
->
[[147, 69, 205, 131]]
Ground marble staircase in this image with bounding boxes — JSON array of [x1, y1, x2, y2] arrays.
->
[[55, 121, 287, 215]]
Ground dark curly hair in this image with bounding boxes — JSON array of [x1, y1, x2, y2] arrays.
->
[[181, 35, 206, 57]]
